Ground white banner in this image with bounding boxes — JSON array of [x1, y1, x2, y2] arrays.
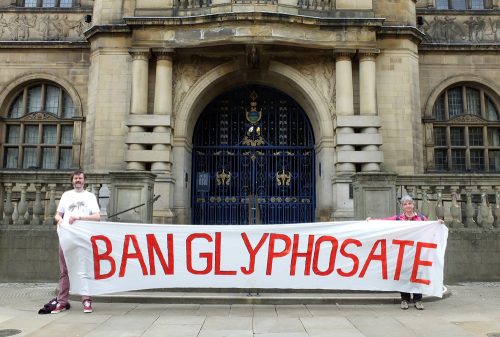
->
[[58, 220, 448, 297]]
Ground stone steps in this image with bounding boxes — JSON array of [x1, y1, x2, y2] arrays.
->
[[78, 287, 451, 305]]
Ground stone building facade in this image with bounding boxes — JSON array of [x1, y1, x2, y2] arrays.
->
[[0, 0, 499, 282]]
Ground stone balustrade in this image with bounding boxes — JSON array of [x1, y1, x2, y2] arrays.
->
[[2, 172, 499, 230], [0, 172, 110, 227], [0, 171, 157, 226], [132, 0, 372, 17], [396, 174, 500, 230]]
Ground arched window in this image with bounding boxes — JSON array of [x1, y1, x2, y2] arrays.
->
[[429, 84, 500, 172], [1, 82, 80, 170]]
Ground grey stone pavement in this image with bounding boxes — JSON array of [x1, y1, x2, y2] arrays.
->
[[0, 283, 499, 337]]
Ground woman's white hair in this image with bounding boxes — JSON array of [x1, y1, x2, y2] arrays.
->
[[400, 195, 414, 204]]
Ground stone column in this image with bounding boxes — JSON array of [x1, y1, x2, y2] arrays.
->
[[151, 49, 175, 223], [127, 48, 150, 171], [152, 50, 173, 172], [332, 50, 355, 220], [359, 50, 380, 172], [335, 51, 355, 173]]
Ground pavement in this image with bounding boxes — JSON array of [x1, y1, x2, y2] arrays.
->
[[0, 282, 499, 337]]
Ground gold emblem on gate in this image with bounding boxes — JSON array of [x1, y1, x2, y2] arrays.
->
[[245, 91, 262, 124], [276, 169, 291, 186], [216, 169, 231, 186], [242, 91, 265, 146]]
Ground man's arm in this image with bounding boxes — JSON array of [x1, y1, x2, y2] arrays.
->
[[78, 212, 101, 222]]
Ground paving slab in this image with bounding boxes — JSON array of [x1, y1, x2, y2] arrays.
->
[[0, 282, 498, 337]]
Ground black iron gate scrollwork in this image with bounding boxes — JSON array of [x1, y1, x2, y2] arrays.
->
[[192, 85, 315, 225]]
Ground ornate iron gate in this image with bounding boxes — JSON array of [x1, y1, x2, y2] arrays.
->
[[192, 85, 315, 224]]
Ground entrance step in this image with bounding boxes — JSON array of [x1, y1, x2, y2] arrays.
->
[[81, 287, 450, 305]]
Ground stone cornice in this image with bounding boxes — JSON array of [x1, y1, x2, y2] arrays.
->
[[419, 43, 500, 51], [83, 24, 131, 40], [122, 14, 385, 28], [0, 41, 89, 49], [377, 26, 425, 44]]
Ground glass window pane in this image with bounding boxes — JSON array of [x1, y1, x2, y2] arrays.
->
[[45, 85, 60, 114], [434, 149, 448, 171], [43, 125, 57, 144], [469, 127, 483, 146], [24, 125, 39, 144], [451, 0, 466, 9], [471, 0, 484, 9], [436, 0, 449, 9], [27, 86, 42, 113], [22, 147, 38, 169], [489, 150, 500, 172], [466, 88, 480, 115], [42, 0, 56, 7], [486, 97, 499, 121], [4, 148, 19, 169], [61, 92, 75, 118], [451, 149, 466, 171], [488, 128, 500, 146], [6, 125, 20, 143], [61, 125, 73, 145], [434, 127, 447, 146], [9, 95, 24, 118], [470, 149, 484, 171], [448, 87, 463, 117], [433, 95, 446, 120], [60, 0, 73, 7], [42, 148, 57, 169], [450, 127, 465, 146], [59, 148, 73, 169], [24, 0, 37, 7]]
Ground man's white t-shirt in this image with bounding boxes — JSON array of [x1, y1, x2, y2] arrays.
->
[[57, 189, 100, 224]]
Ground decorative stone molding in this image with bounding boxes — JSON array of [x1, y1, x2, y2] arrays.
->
[[153, 48, 174, 60], [419, 15, 500, 44], [0, 12, 90, 41], [129, 48, 151, 61], [173, 56, 226, 113], [333, 50, 356, 61], [282, 57, 335, 110], [448, 114, 490, 124], [358, 48, 380, 60]]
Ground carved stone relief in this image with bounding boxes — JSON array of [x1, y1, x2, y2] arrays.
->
[[282, 57, 336, 116], [0, 13, 89, 41], [420, 15, 500, 43], [172, 56, 226, 113]]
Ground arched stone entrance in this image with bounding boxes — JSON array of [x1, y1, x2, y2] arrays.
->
[[191, 84, 316, 225]]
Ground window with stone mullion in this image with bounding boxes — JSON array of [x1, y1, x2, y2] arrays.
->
[[448, 87, 463, 118], [466, 88, 481, 116], [470, 149, 485, 171], [436, 0, 486, 9], [430, 84, 499, 172], [471, 0, 485, 9], [2, 82, 76, 170], [23, 0, 73, 7]]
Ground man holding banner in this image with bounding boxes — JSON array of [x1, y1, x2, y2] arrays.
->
[[52, 170, 101, 314]]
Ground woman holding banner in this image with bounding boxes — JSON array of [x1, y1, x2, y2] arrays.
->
[[367, 195, 443, 311]]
